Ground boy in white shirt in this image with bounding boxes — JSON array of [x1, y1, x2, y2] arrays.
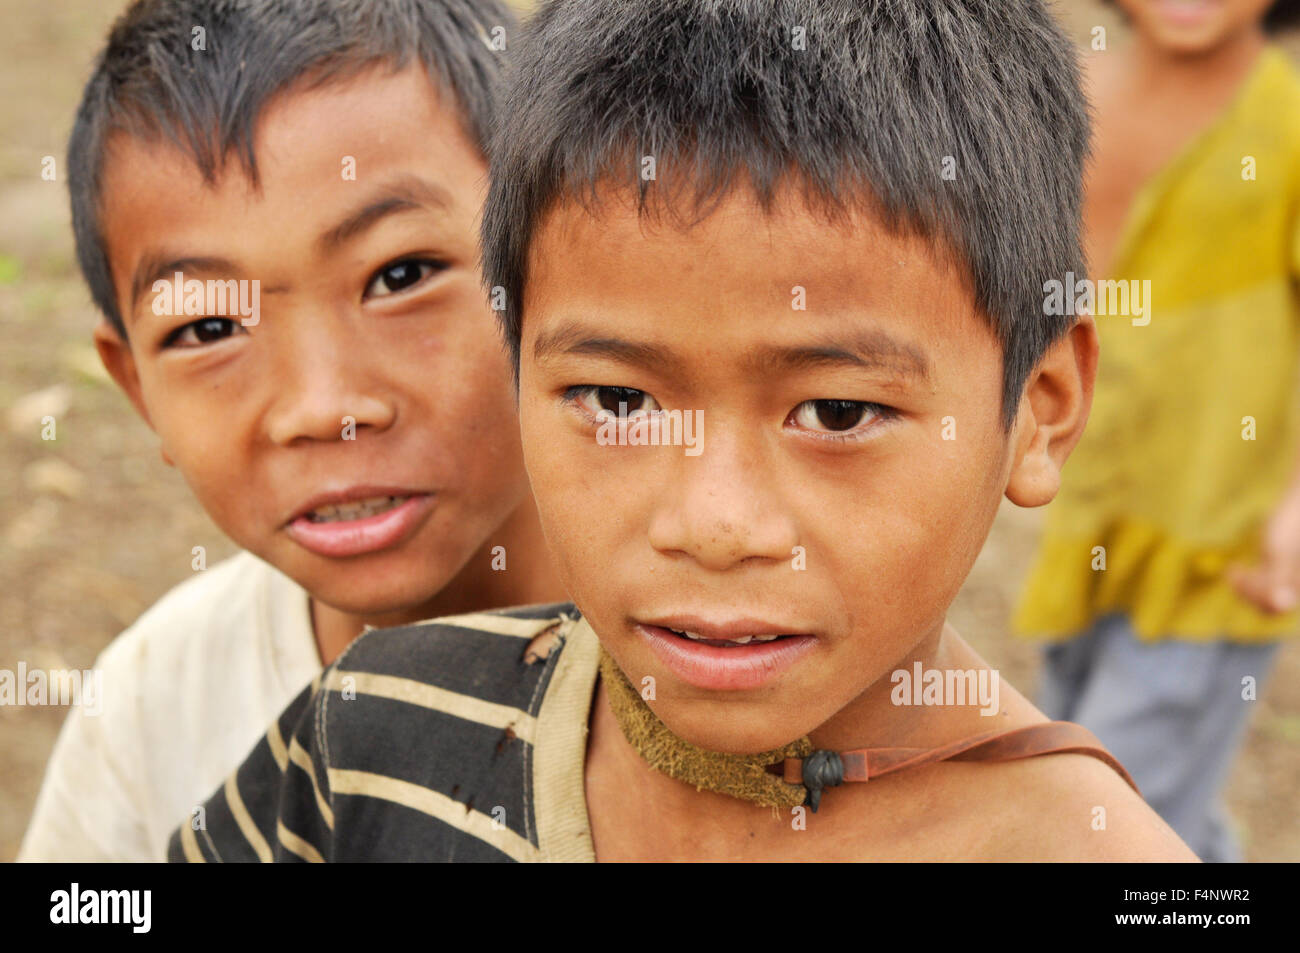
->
[[24, 555, 316, 859], [19, 0, 564, 861]]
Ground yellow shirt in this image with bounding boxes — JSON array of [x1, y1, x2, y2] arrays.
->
[[1015, 46, 1300, 643]]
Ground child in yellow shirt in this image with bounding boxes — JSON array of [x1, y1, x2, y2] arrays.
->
[[1016, 0, 1300, 861]]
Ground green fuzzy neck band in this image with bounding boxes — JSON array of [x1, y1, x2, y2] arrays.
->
[[599, 649, 812, 809]]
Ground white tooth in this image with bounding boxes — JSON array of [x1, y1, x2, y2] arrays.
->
[[682, 630, 704, 641], [311, 496, 409, 522], [753, 634, 779, 642], [733, 636, 753, 645]]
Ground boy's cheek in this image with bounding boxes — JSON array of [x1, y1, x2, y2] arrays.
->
[[136, 386, 272, 544], [523, 456, 612, 600], [163, 441, 262, 537], [827, 515, 961, 630]]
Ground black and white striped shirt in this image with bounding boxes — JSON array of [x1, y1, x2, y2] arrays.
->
[[167, 603, 600, 862]]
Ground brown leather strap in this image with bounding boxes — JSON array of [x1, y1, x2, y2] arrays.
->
[[782, 721, 1139, 796]]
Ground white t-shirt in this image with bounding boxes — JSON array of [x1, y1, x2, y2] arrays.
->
[[18, 552, 320, 862]]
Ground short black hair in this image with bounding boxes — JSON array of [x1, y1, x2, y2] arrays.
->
[[1101, 0, 1300, 32], [70, 0, 516, 337], [482, 0, 1091, 429]]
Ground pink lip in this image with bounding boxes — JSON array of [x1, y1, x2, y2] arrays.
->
[[636, 622, 818, 691], [284, 492, 433, 558], [1154, 0, 1217, 28]]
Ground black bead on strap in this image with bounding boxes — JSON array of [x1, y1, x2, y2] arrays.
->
[[801, 749, 844, 813]]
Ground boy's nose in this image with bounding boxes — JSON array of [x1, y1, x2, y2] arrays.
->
[[264, 332, 396, 446], [646, 429, 799, 572]]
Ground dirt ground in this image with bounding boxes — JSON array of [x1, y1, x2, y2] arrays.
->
[[2, 1, 1297, 862]]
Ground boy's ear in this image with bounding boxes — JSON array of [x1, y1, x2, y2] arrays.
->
[[93, 319, 154, 430], [1005, 315, 1099, 507]]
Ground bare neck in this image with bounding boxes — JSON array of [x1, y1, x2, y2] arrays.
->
[[310, 497, 566, 664]]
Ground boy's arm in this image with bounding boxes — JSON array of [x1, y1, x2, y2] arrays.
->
[[167, 677, 332, 863]]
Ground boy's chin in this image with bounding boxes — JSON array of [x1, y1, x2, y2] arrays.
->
[[1144, 23, 1235, 55], [292, 566, 450, 622], [311, 589, 433, 621], [1159, 34, 1231, 55]]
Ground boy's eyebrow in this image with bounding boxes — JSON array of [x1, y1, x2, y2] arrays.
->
[[748, 331, 932, 381], [533, 322, 931, 381], [316, 175, 454, 253], [130, 255, 243, 314], [532, 322, 684, 375], [127, 175, 454, 316]]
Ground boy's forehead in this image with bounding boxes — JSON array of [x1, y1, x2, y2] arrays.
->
[[248, 64, 481, 178], [529, 185, 969, 295], [523, 186, 985, 368], [102, 64, 482, 212], [98, 64, 485, 320]]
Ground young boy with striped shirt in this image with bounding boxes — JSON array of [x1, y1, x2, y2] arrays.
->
[[171, 0, 1198, 862]]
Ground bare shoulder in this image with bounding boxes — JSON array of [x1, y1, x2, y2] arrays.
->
[[966, 752, 1199, 862]]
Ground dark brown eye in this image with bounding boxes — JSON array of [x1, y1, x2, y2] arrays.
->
[[380, 262, 422, 291], [817, 400, 867, 430], [365, 259, 442, 298], [790, 399, 879, 433], [594, 387, 650, 415], [164, 317, 240, 348], [193, 318, 235, 342], [568, 386, 662, 419]]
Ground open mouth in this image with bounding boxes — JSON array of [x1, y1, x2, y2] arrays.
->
[[638, 621, 817, 691], [663, 626, 790, 647], [285, 491, 433, 558], [305, 494, 410, 523]]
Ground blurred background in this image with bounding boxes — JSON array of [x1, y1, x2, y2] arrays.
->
[[2, 0, 1297, 861]]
